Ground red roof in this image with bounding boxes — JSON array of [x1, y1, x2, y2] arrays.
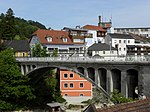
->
[[83, 25, 106, 32], [97, 98, 150, 112], [33, 29, 74, 45]]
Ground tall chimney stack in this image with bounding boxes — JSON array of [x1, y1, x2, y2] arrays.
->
[[99, 16, 101, 23]]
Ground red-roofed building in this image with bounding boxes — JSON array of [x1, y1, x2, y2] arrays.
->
[[30, 29, 88, 57], [97, 98, 150, 112], [83, 25, 106, 47]]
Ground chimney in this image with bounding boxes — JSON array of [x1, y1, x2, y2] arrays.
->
[[99, 16, 101, 23]]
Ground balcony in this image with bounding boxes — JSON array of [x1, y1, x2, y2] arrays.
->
[[69, 33, 93, 38]]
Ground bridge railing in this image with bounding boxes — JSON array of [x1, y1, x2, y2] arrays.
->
[[16, 55, 150, 62]]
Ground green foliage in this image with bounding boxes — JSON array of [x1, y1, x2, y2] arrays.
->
[[0, 49, 35, 111], [0, 8, 16, 40], [111, 90, 133, 104], [29, 69, 65, 108], [81, 88, 108, 105], [32, 43, 49, 57], [28, 20, 46, 29], [52, 48, 58, 57], [0, 8, 46, 40]]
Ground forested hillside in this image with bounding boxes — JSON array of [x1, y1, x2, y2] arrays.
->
[[0, 8, 47, 40]]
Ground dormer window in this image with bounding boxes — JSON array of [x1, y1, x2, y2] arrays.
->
[[62, 37, 67, 42], [45, 36, 52, 42]]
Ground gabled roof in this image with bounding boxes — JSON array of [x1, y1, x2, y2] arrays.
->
[[83, 25, 106, 32], [83, 104, 97, 112], [129, 33, 148, 43], [97, 98, 150, 112], [33, 29, 74, 45], [108, 33, 134, 39], [3, 40, 30, 52], [88, 43, 117, 51]]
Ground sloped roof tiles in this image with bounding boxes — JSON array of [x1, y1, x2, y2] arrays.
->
[[97, 98, 150, 112], [83, 25, 106, 32], [33, 29, 74, 45]]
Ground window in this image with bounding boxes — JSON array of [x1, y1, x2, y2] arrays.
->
[[70, 83, 74, 88], [124, 40, 126, 43], [128, 40, 130, 43], [70, 74, 73, 78], [62, 37, 67, 42], [64, 83, 68, 88], [119, 48, 121, 51], [45, 36, 52, 42], [64, 94, 68, 96], [64, 74, 68, 78], [80, 83, 84, 88], [119, 40, 121, 43], [73, 39, 84, 43], [80, 94, 84, 96], [95, 51, 99, 54], [124, 48, 126, 51], [103, 51, 105, 54]]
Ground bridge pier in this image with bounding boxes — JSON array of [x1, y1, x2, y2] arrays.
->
[[84, 68, 89, 78], [107, 69, 113, 94], [25, 65, 29, 74], [95, 69, 100, 87], [121, 71, 128, 97], [21, 65, 25, 75]]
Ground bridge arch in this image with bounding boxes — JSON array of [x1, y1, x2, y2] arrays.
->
[[98, 68, 107, 91], [87, 67, 95, 82], [25, 65, 110, 98], [111, 69, 121, 92], [77, 67, 85, 76], [127, 69, 138, 99]]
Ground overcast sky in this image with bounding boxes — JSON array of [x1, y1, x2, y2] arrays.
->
[[0, 0, 150, 29]]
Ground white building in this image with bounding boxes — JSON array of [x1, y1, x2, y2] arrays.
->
[[88, 43, 118, 58], [82, 25, 106, 47], [105, 33, 135, 56], [114, 27, 150, 38], [30, 29, 88, 57]]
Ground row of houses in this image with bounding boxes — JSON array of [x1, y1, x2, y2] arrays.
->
[[3, 21, 150, 104], [7, 25, 150, 58]]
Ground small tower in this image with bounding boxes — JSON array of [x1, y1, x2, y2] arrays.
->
[[98, 16, 112, 33]]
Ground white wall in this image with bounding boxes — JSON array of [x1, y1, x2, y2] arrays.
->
[[85, 30, 104, 47], [63, 96, 92, 104], [112, 38, 135, 55], [92, 50, 118, 57]]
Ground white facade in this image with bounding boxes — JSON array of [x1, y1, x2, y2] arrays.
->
[[105, 34, 135, 56], [30, 36, 85, 57], [114, 28, 150, 38], [85, 30, 105, 47], [92, 50, 118, 57]]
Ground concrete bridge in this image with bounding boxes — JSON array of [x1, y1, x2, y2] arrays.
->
[[16, 55, 150, 99]]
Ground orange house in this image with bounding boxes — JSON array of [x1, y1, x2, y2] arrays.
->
[[60, 69, 92, 104]]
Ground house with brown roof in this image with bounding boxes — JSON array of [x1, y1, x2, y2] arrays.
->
[[30, 29, 87, 57], [97, 98, 150, 112], [83, 25, 106, 47], [3, 40, 30, 57]]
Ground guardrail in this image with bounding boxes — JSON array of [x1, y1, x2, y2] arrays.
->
[[16, 55, 150, 63]]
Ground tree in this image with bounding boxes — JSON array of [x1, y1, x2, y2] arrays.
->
[[52, 48, 58, 57], [0, 49, 35, 111], [32, 43, 49, 57], [0, 8, 16, 40], [111, 90, 133, 104], [29, 69, 65, 108]]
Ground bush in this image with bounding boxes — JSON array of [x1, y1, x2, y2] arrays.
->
[[111, 90, 133, 104]]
